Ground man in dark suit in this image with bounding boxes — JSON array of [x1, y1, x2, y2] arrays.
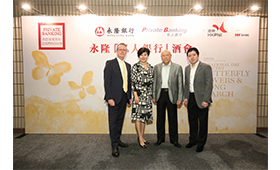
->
[[104, 43, 132, 157], [152, 50, 183, 148], [184, 47, 213, 152]]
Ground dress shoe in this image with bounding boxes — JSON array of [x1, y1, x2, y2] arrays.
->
[[185, 143, 196, 148], [171, 141, 182, 148], [196, 146, 204, 152], [138, 137, 147, 149], [112, 147, 119, 157], [118, 140, 128, 148], [154, 140, 165, 146]]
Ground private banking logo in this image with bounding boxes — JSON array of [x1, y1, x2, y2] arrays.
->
[[142, 27, 187, 37], [38, 23, 66, 50], [142, 27, 162, 32], [207, 22, 227, 37]]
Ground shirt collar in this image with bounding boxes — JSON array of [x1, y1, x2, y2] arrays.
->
[[192, 60, 200, 68], [162, 61, 171, 67], [116, 57, 124, 63]]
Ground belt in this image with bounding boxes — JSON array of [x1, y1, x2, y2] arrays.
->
[[161, 88, 168, 92]]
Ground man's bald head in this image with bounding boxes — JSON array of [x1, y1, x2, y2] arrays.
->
[[161, 50, 172, 66]]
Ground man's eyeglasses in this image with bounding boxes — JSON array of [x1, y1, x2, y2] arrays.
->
[[117, 49, 127, 52]]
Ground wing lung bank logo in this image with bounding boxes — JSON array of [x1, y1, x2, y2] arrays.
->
[[95, 26, 135, 37], [142, 27, 187, 37], [207, 22, 227, 37], [95, 26, 105, 37]]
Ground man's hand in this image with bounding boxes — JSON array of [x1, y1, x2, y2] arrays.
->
[[177, 100, 182, 106], [152, 99, 156, 105], [202, 102, 208, 108], [108, 99, 115, 106], [184, 99, 188, 106], [127, 99, 132, 106]]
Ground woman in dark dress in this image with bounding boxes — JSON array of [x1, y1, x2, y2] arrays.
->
[[131, 47, 153, 148]]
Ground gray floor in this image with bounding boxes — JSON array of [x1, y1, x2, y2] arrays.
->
[[13, 133, 267, 169]]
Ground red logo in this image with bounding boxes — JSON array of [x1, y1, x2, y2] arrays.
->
[[212, 22, 227, 33], [38, 23, 66, 50], [95, 26, 105, 37]]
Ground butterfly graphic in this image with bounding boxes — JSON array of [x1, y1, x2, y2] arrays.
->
[[212, 22, 227, 33], [68, 71, 96, 99], [32, 50, 72, 86]]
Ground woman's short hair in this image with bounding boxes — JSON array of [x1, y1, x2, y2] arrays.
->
[[137, 47, 150, 57], [186, 47, 200, 56]]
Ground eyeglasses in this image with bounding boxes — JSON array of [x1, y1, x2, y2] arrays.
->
[[117, 49, 127, 52]]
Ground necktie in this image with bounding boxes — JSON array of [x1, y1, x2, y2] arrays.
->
[[121, 61, 127, 93]]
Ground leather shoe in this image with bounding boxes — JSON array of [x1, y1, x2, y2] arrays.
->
[[196, 146, 204, 152], [154, 140, 165, 146], [118, 140, 128, 148], [185, 143, 196, 148], [112, 147, 119, 157], [171, 141, 181, 148]]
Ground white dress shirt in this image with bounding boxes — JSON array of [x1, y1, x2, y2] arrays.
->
[[161, 62, 171, 88], [189, 60, 200, 93]]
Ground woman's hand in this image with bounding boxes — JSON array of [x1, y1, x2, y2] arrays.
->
[[133, 91, 140, 104], [134, 95, 139, 104]]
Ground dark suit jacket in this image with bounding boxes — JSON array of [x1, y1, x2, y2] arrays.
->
[[184, 61, 213, 109], [104, 58, 131, 105]]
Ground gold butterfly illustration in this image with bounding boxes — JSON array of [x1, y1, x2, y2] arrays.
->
[[32, 50, 72, 86], [68, 71, 96, 99]]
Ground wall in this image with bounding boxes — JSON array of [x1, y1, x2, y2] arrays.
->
[[13, 0, 268, 130]]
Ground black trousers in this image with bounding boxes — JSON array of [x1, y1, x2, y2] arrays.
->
[[187, 93, 209, 147], [156, 89, 178, 143], [108, 91, 127, 148]]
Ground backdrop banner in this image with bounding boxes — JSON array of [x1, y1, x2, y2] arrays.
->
[[22, 16, 259, 133]]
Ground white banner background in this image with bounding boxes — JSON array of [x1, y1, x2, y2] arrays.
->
[[22, 16, 259, 133]]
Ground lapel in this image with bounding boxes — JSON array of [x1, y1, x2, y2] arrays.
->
[[194, 61, 202, 81], [168, 62, 174, 84], [113, 58, 123, 80], [158, 63, 162, 83], [186, 65, 191, 82]]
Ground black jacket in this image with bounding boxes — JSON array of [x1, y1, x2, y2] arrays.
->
[[104, 58, 131, 104]]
